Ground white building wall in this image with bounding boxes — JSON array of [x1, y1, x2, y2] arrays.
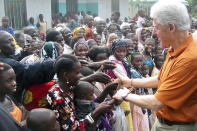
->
[[119, 0, 129, 20], [26, 0, 51, 28], [98, 0, 111, 20], [0, 0, 5, 25]]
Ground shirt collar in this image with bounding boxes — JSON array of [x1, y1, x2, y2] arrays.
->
[[168, 34, 193, 58]]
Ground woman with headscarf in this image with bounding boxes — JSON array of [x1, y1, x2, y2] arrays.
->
[[73, 27, 85, 39], [73, 38, 89, 59]]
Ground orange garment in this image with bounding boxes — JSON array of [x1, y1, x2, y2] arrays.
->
[[10, 105, 22, 123], [155, 34, 197, 122], [85, 26, 96, 40]]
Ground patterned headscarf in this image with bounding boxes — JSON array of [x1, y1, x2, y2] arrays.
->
[[111, 39, 127, 53], [41, 41, 59, 61], [73, 27, 85, 38], [73, 38, 89, 50]]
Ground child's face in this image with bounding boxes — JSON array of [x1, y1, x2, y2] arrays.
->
[[109, 35, 118, 43], [114, 46, 127, 61], [121, 25, 131, 35], [156, 46, 163, 54], [75, 44, 88, 57], [127, 41, 135, 55], [77, 29, 85, 38], [145, 41, 154, 53], [156, 56, 164, 69], [109, 25, 118, 34], [132, 55, 143, 70], [96, 35, 102, 45], [142, 65, 149, 76], [95, 53, 108, 62], [0, 69, 16, 95]]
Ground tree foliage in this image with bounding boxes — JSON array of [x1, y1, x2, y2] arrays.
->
[[187, 0, 197, 16]]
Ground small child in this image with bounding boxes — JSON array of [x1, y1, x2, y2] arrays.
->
[[95, 34, 102, 46], [74, 81, 113, 131], [27, 108, 60, 131], [130, 52, 143, 79], [153, 54, 164, 75], [130, 52, 150, 131], [155, 45, 163, 55], [141, 63, 149, 78], [151, 54, 164, 93], [142, 38, 155, 75], [124, 39, 135, 64], [152, 54, 164, 77]]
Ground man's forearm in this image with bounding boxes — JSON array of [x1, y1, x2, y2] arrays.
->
[[132, 75, 159, 88], [124, 94, 164, 111]]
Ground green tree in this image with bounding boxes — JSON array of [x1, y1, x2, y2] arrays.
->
[[187, 0, 197, 16]]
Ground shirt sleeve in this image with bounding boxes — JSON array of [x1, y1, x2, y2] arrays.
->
[[154, 59, 197, 109], [47, 90, 90, 131]]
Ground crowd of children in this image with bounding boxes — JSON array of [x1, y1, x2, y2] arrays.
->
[[0, 7, 196, 131]]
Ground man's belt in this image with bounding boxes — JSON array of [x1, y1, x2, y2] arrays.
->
[[157, 116, 195, 126]]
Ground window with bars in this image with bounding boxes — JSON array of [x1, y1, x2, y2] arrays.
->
[[112, 0, 119, 12], [4, 0, 27, 30], [51, 0, 59, 14], [66, 0, 78, 13]]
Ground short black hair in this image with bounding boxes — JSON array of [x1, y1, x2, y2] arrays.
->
[[80, 66, 93, 77], [39, 14, 43, 18], [73, 81, 94, 99], [130, 52, 142, 62], [46, 30, 61, 42], [27, 108, 55, 131], [15, 32, 23, 39], [54, 54, 79, 78], [88, 46, 109, 61], [112, 11, 120, 17], [23, 26, 36, 35], [108, 23, 120, 31]]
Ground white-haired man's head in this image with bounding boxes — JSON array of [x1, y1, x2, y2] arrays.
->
[[150, 0, 190, 31]]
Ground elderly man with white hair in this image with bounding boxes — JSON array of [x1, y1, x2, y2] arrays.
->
[[113, 1, 197, 131]]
